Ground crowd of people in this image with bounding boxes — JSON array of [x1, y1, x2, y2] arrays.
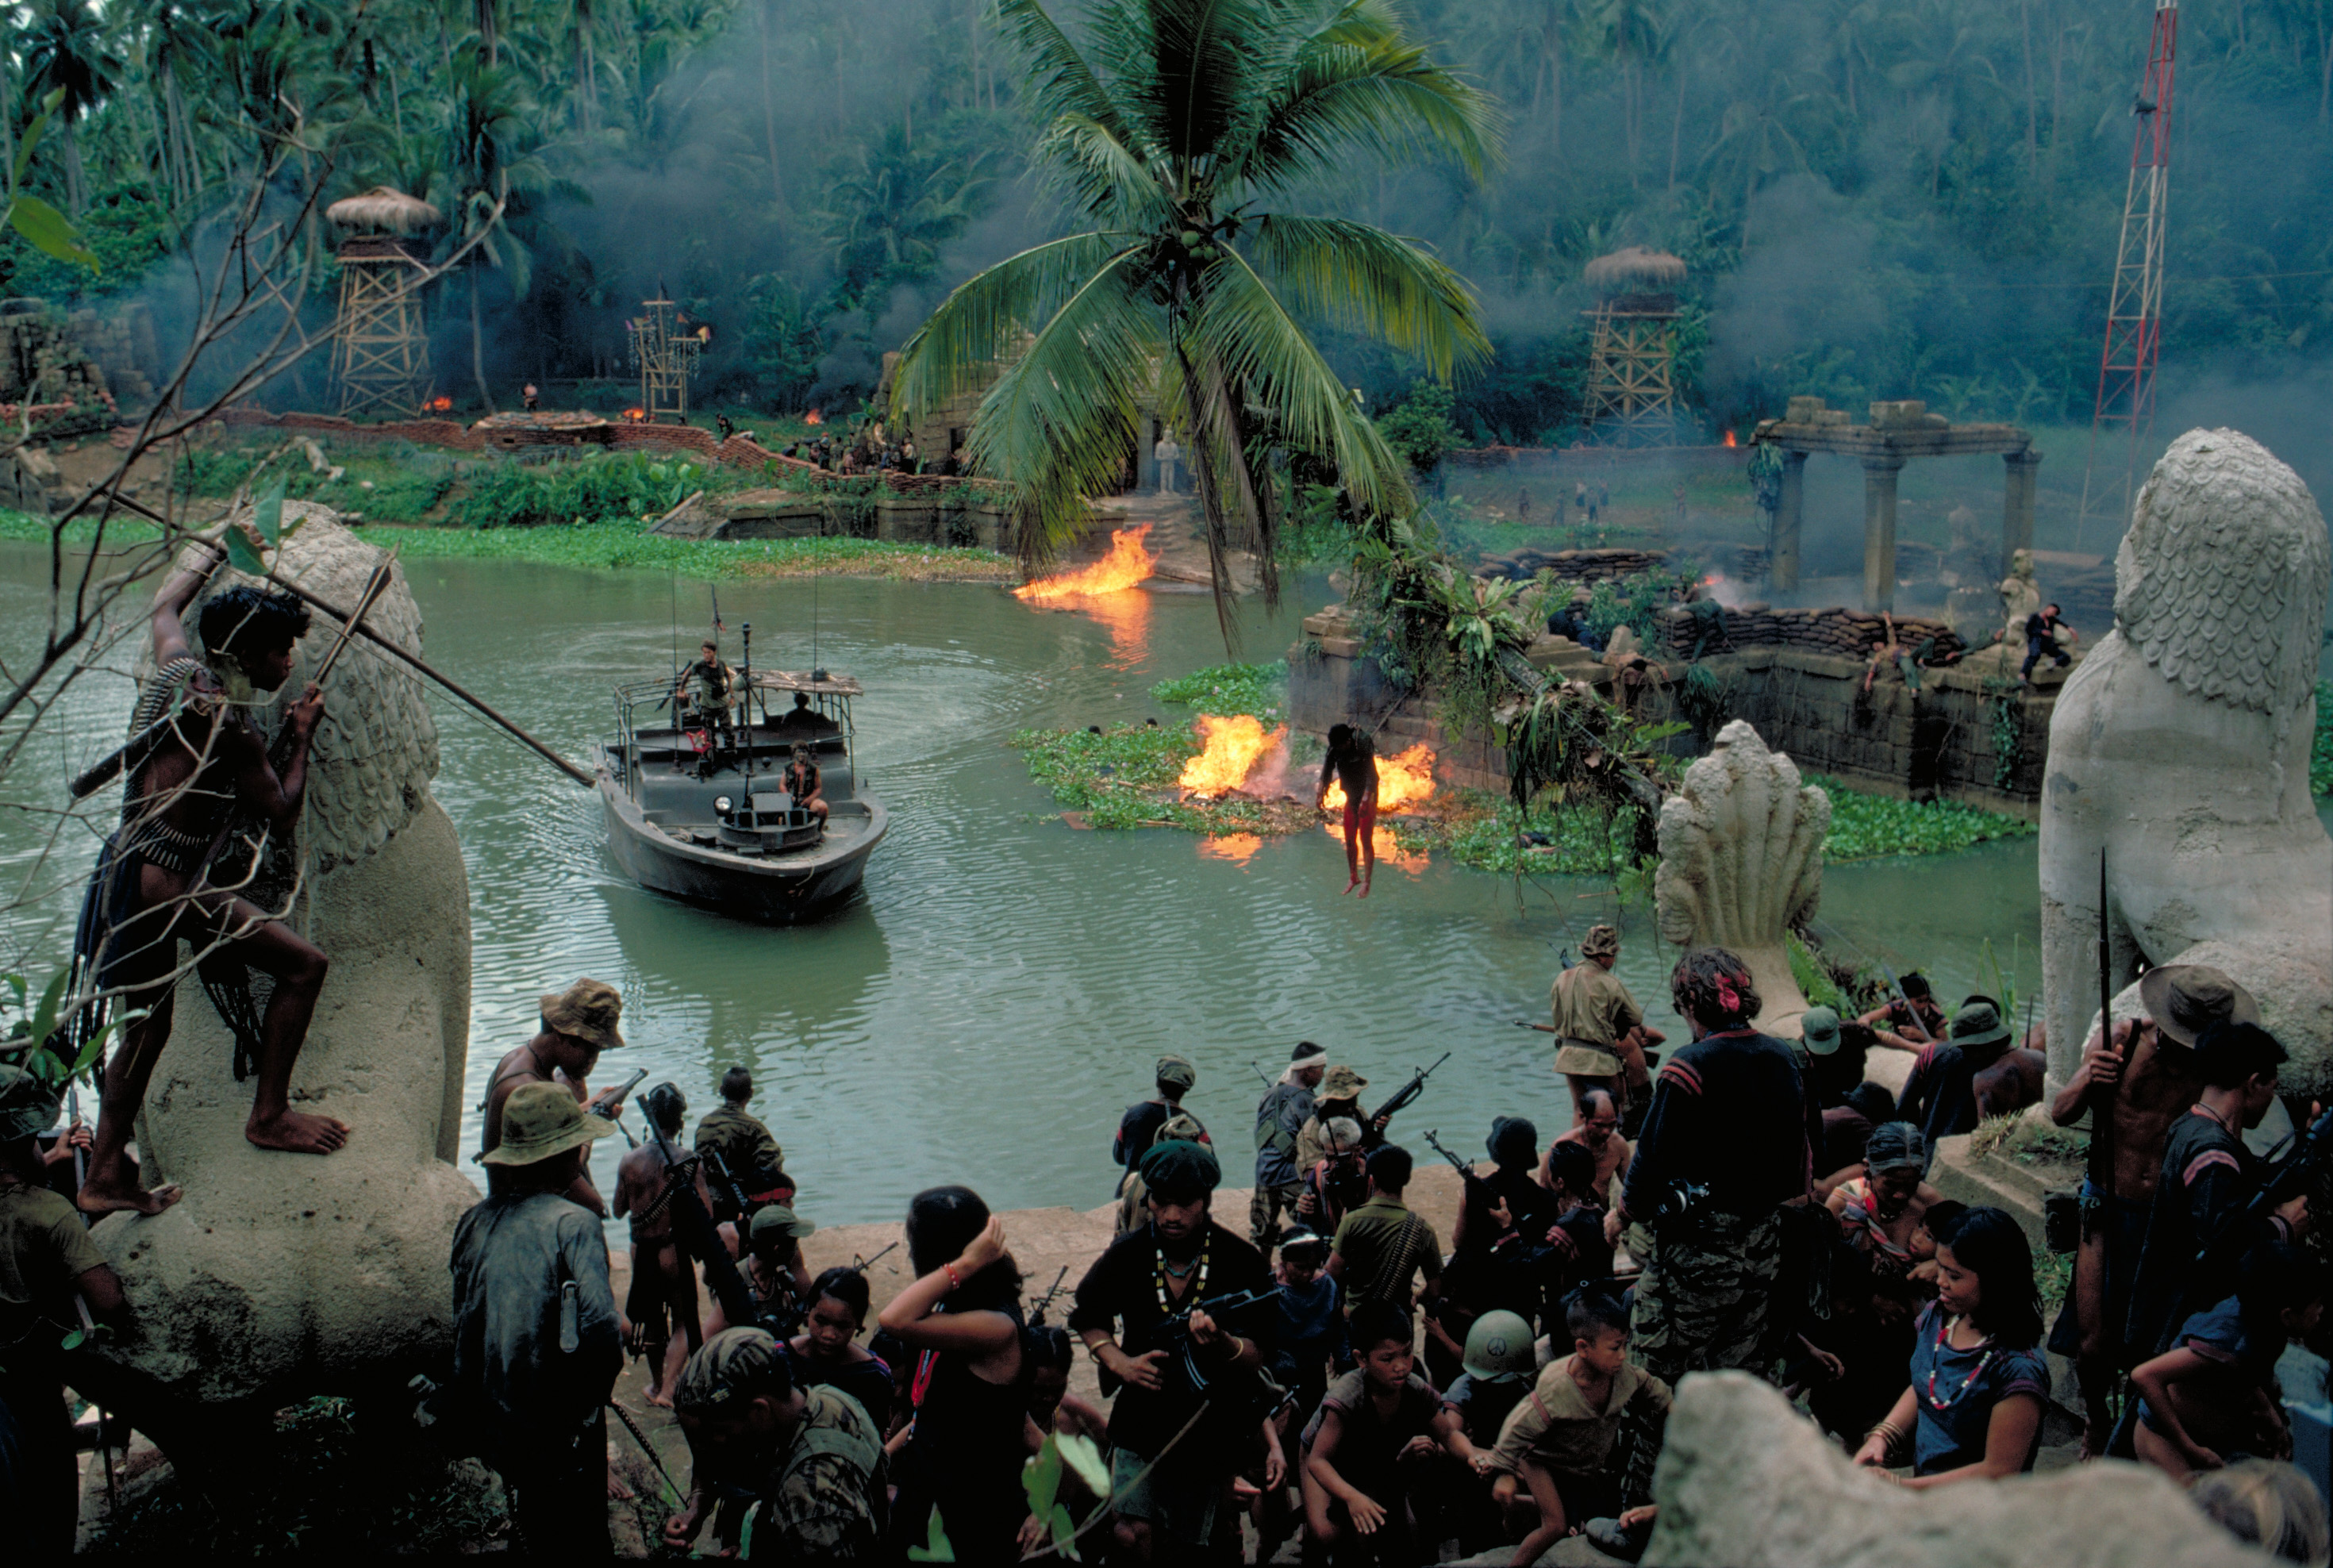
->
[[781, 421, 963, 478], [6, 932, 2329, 1563]]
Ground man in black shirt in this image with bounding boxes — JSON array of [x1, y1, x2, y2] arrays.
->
[[1605, 947, 1812, 1388], [1113, 1055, 1205, 1189], [1071, 1139, 1274, 1562], [2020, 601, 2074, 682]]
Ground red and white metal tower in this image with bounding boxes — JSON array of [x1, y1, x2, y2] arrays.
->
[[2076, 0, 2178, 548]]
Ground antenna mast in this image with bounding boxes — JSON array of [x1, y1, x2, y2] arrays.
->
[[2074, 0, 2178, 550]]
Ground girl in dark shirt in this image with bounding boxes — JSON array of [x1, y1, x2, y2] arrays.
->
[[876, 1186, 1029, 1560], [784, 1266, 895, 1431], [1854, 1206, 2047, 1485]]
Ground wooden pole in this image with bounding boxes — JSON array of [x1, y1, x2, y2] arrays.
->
[[93, 487, 596, 787]]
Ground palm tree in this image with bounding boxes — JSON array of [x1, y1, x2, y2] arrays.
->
[[889, 0, 1498, 631], [20, 0, 125, 214], [438, 54, 557, 410]]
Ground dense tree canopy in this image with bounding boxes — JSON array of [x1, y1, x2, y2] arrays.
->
[[2, 0, 2328, 440]]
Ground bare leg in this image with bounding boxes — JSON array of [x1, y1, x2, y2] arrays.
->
[[1341, 811, 1362, 893], [1359, 805, 1377, 896], [80, 982, 186, 1216], [2072, 1228, 2114, 1458], [209, 899, 348, 1155]]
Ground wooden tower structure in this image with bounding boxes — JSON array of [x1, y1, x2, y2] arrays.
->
[[1580, 247, 1686, 446], [325, 186, 442, 417], [628, 286, 703, 424]]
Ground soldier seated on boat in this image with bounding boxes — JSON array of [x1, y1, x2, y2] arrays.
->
[[671, 640, 737, 771], [771, 690, 840, 740], [783, 744, 828, 830]]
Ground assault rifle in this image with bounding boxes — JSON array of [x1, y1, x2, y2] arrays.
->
[[1148, 1286, 1286, 1405], [1366, 1051, 1451, 1133], [1026, 1265, 1072, 1325], [1424, 1128, 1565, 1276], [589, 1067, 648, 1120], [705, 1147, 751, 1220]]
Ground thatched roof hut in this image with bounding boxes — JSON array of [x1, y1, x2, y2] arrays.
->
[[1584, 247, 1687, 292], [326, 187, 444, 236]]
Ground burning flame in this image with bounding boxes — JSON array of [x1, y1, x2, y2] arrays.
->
[[1014, 525, 1157, 601], [428, 395, 452, 413], [805, 409, 824, 425], [623, 407, 647, 423], [1724, 429, 1739, 448], [1178, 713, 1288, 797], [1198, 833, 1263, 865], [1322, 742, 1437, 813]]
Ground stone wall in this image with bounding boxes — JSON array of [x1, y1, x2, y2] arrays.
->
[[0, 298, 161, 410], [1477, 541, 1774, 586], [1444, 441, 1751, 476], [1291, 604, 2061, 814]]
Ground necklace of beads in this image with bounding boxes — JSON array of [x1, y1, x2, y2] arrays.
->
[[1924, 1313, 1998, 1411], [1154, 1231, 1208, 1312]]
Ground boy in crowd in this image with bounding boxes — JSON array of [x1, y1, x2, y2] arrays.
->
[[1329, 1145, 1443, 1316], [1301, 1301, 1474, 1562], [1488, 1289, 1672, 1566], [1546, 1089, 1631, 1209]]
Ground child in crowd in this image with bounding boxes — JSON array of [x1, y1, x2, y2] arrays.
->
[[2131, 1243, 2331, 1482], [2190, 1459, 2333, 1565], [1812, 1123, 1941, 1442], [1487, 1288, 1673, 1565], [1259, 1232, 1346, 1555], [1442, 1309, 1540, 1555], [782, 1266, 897, 1432], [1537, 1141, 1617, 1308], [1906, 1198, 1966, 1299], [1301, 1301, 1471, 1563], [1853, 1205, 2047, 1485]]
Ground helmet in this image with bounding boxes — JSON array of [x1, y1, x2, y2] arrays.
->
[[1461, 1309, 1537, 1383]]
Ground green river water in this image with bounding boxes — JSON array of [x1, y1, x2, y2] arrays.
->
[[2, 545, 2053, 1225]]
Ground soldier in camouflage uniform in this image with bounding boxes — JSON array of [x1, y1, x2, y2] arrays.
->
[[670, 1326, 889, 1562], [695, 1066, 790, 1221], [1603, 948, 1810, 1389]]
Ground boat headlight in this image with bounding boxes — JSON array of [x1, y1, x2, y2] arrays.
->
[[714, 795, 733, 815]]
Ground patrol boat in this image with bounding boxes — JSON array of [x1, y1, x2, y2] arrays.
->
[[597, 651, 887, 922]]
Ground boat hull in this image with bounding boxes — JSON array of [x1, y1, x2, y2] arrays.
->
[[598, 769, 887, 924]]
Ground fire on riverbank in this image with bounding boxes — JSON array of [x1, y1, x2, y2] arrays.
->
[[1013, 525, 1157, 601]]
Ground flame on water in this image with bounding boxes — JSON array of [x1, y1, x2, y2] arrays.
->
[[1080, 588, 1152, 671], [1198, 832, 1263, 865], [1724, 429, 1739, 448], [1014, 525, 1157, 601], [805, 408, 824, 425], [1322, 742, 1436, 813], [1178, 713, 1287, 797]]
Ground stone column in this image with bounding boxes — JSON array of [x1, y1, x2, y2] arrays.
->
[[2002, 448, 2042, 567], [1862, 455, 1904, 613], [1771, 451, 1807, 590]]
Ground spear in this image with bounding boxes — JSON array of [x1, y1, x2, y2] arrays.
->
[[86, 487, 595, 786]]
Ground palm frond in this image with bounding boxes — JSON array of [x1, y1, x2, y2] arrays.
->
[[890, 232, 1138, 421], [1228, 8, 1500, 194], [968, 251, 1165, 560], [1035, 113, 1172, 224], [994, 0, 1134, 141], [1137, 0, 1266, 167], [1245, 215, 1488, 381], [1185, 246, 1412, 528]]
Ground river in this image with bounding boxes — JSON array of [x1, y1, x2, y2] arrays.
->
[[2, 544, 2054, 1225]]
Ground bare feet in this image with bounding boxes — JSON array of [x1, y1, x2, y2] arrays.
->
[[78, 1178, 185, 1218], [1343, 875, 1360, 895], [244, 1107, 352, 1155], [1359, 878, 1372, 898], [606, 1473, 635, 1501]]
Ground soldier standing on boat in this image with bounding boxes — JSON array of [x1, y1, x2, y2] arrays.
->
[[671, 639, 738, 765]]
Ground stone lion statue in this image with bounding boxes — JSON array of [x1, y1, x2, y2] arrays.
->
[[2040, 429, 2333, 1091], [1654, 721, 1831, 1039], [90, 505, 478, 1416]]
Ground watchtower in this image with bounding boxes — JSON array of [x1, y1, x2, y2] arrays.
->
[[1580, 248, 1685, 446], [326, 187, 441, 417], [628, 287, 703, 425]]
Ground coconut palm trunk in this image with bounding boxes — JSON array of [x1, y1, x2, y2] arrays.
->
[[889, 0, 1500, 644]]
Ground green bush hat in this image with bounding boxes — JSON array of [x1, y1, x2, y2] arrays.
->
[[674, 1326, 786, 1416], [0, 1064, 60, 1143], [1318, 1065, 1370, 1101], [482, 1081, 617, 1166], [749, 1204, 817, 1243], [1799, 1005, 1843, 1057], [1947, 1000, 2013, 1050], [540, 977, 625, 1053], [1155, 1054, 1197, 1091]]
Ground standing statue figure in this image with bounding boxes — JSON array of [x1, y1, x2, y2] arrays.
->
[[2040, 429, 2333, 1093], [1654, 721, 1832, 1039], [1997, 548, 2043, 648], [83, 505, 479, 1425]]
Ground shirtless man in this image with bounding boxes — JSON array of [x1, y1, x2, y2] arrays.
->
[[77, 559, 349, 1215], [482, 978, 632, 1216], [613, 1082, 717, 1407], [782, 744, 828, 828], [1315, 724, 1378, 897], [2046, 964, 2257, 1456], [1546, 1089, 1632, 1209], [1859, 970, 1947, 1049]]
